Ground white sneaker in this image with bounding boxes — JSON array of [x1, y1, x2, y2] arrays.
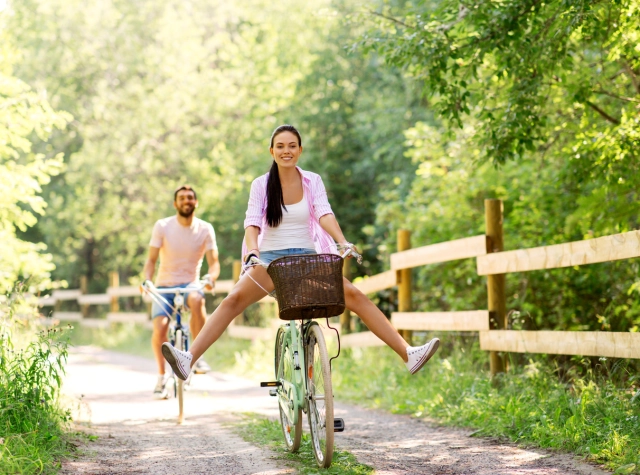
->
[[153, 375, 168, 400], [161, 343, 193, 381], [406, 338, 440, 375]]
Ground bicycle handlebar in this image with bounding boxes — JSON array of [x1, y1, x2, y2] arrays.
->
[[248, 246, 362, 269], [142, 275, 213, 295]]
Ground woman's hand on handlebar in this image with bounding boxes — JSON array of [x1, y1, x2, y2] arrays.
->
[[244, 249, 260, 265], [337, 242, 363, 263]]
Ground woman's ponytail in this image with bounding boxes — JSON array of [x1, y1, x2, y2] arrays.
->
[[266, 160, 285, 227]]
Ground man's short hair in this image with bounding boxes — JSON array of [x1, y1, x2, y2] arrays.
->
[[174, 185, 197, 201]]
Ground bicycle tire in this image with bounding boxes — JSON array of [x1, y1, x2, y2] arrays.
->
[[275, 325, 302, 452], [175, 329, 185, 424], [305, 323, 334, 468]]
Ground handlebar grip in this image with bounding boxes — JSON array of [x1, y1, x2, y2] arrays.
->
[[244, 252, 259, 265]]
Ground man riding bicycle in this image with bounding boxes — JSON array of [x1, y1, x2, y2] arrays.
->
[[143, 185, 220, 399]]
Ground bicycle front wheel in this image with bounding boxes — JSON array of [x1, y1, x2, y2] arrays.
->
[[305, 323, 334, 468], [275, 326, 302, 452], [175, 329, 185, 424]]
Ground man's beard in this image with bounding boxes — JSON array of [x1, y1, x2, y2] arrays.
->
[[177, 206, 194, 218]]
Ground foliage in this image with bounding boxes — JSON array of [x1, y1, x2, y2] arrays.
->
[[332, 339, 640, 473], [374, 119, 640, 331], [357, 0, 640, 331], [5, 0, 425, 290], [0, 287, 74, 474], [363, 0, 640, 165], [235, 413, 374, 475], [0, 15, 71, 293]]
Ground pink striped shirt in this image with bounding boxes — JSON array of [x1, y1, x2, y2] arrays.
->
[[242, 167, 337, 258]]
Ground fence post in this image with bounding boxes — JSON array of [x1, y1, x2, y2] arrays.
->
[[397, 229, 412, 344], [485, 199, 507, 377], [340, 259, 351, 334], [232, 260, 244, 324], [79, 275, 89, 318], [109, 271, 119, 313]]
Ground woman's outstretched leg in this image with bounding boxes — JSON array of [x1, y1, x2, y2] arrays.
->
[[343, 278, 409, 361], [344, 277, 439, 373], [163, 266, 274, 379], [189, 266, 274, 362]]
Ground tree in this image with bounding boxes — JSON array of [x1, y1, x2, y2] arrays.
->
[[361, 0, 640, 331], [363, 0, 640, 235], [8, 0, 426, 288], [0, 19, 70, 292]]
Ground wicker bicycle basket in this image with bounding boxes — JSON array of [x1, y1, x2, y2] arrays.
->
[[267, 253, 345, 320]]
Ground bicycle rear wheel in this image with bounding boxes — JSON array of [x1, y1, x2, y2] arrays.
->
[[275, 326, 302, 452], [305, 323, 334, 468], [175, 329, 185, 424]]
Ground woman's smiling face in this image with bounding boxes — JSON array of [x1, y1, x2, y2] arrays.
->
[[270, 130, 302, 169]]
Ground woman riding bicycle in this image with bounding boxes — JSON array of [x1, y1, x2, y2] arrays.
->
[[163, 124, 439, 379]]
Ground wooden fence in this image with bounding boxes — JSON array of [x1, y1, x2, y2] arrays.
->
[[38, 199, 640, 375], [38, 278, 236, 329], [339, 200, 640, 375]]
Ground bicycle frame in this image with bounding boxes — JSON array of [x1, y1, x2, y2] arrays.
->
[[276, 320, 307, 425], [249, 247, 359, 427], [142, 278, 211, 353]]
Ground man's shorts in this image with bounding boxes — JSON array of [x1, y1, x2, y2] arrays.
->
[[151, 283, 205, 319]]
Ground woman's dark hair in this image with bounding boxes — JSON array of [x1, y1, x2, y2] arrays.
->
[[266, 125, 302, 227]]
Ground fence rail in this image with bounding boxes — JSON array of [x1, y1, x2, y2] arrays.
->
[[390, 235, 487, 270], [38, 280, 235, 307], [392, 311, 489, 332], [480, 330, 640, 359], [477, 230, 640, 275]]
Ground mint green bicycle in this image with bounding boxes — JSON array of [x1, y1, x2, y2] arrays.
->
[[249, 246, 361, 468]]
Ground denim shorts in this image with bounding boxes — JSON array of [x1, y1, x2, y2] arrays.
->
[[259, 248, 316, 265], [151, 283, 205, 319]]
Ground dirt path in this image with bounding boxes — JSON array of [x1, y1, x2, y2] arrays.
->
[[62, 346, 610, 475], [61, 346, 288, 475]]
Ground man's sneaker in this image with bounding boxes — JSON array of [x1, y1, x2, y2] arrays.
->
[[153, 375, 168, 400], [193, 358, 211, 374], [161, 343, 193, 381], [406, 338, 440, 375]]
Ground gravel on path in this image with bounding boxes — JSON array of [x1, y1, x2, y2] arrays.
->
[[61, 345, 611, 475]]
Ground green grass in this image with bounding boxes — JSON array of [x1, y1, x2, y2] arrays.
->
[[0, 292, 77, 474], [233, 413, 373, 475], [331, 337, 640, 474]]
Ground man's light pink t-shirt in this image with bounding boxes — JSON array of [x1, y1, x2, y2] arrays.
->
[[150, 216, 217, 287]]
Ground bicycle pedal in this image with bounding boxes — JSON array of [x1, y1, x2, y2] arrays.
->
[[268, 389, 278, 397], [334, 418, 345, 432], [260, 381, 282, 388]]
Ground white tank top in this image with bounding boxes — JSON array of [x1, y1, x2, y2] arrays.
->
[[259, 194, 316, 252]]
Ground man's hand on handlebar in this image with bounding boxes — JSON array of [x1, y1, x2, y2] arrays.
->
[[202, 274, 215, 292], [139, 280, 153, 295]]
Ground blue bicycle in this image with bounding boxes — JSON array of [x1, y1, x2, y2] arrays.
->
[[142, 277, 211, 423]]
